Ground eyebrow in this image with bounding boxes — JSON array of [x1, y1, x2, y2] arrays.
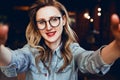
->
[[36, 15, 61, 21]]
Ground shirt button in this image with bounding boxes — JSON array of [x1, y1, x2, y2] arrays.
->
[[44, 73, 47, 76]]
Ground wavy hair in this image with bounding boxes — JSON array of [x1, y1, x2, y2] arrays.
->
[[26, 0, 78, 72]]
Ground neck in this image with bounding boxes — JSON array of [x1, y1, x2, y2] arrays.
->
[[45, 39, 61, 51]]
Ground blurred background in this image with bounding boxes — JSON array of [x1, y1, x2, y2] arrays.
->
[[0, 0, 120, 80]]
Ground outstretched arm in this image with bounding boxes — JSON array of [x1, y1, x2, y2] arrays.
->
[[0, 23, 11, 65], [101, 14, 120, 64]]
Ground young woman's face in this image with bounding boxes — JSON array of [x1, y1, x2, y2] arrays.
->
[[36, 6, 66, 45]]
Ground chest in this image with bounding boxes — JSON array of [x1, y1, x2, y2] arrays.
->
[[28, 55, 75, 80]]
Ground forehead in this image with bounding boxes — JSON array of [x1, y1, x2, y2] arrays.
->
[[36, 6, 61, 19]]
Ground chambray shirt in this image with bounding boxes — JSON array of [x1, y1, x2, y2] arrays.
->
[[0, 43, 111, 80]]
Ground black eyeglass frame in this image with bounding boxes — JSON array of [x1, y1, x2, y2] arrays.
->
[[36, 16, 61, 30]]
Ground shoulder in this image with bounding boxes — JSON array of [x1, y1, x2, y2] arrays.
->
[[22, 44, 39, 56], [12, 44, 38, 56], [69, 42, 85, 54], [69, 43, 82, 51], [69, 43, 80, 49], [20, 44, 38, 52]]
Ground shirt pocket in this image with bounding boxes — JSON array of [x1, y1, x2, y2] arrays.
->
[[30, 64, 39, 74], [61, 64, 72, 72], [55, 64, 73, 80], [30, 64, 47, 74], [55, 63, 72, 73]]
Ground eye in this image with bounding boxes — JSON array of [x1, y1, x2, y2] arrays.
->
[[37, 20, 45, 25], [51, 17, 59, 22]]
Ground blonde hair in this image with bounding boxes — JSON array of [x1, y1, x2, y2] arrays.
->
[[26, 0, 78, 72]]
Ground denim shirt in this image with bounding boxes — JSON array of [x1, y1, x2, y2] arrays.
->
[[0, 43, 111, 80]]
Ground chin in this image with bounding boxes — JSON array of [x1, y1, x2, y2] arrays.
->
[[47, 39, 57, 43]]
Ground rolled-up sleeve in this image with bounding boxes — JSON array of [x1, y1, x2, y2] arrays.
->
[[0, 45, 32, 77], [70, 43, 112, 75], [0, 63, 17, 77]]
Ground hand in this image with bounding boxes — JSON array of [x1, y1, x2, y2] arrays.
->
[[0, 24, 9, 45], [111, 14, 120, 46], [0, 24, 9, 65]]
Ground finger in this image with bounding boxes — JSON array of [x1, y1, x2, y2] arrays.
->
[[0, 25, 9, 37], [118, 24, 120, 31], [112, 24, 120, 40], [0, 25, 9, 44], [111, 14, 119, 30], [0, 24, 9, 33], [111, 14, 119, 25]]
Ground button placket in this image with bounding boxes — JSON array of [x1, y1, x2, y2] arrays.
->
[[51, 52, 58, 71], [44, 73, 47, 77]]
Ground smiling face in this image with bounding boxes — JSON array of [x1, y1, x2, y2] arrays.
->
[[36, 6, 66, 49]]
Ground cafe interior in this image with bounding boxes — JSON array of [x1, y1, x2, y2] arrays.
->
[[0, 0, 120, 80]]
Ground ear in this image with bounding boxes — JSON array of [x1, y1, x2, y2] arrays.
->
[[62, 15, 66, 26]]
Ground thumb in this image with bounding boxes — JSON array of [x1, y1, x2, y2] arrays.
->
[[111, 14, 119, 31], [0, 25, 9, 35], [0, 25, 9, 44]]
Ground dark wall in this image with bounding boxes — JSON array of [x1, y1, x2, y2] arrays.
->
[[0, 0, 120, 80]]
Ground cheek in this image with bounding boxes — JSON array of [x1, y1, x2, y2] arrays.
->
[[57, 26, 63, 35], [39, 30, 44, 36]]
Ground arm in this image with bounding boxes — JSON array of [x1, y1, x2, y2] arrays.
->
[[0, 23, 31, 77], [101, 14, 120, 64], [0, 44, 32, 77], [0, 23, 17, 77], [70, 14, 120, 74], [71, 43, 111, 74], [0, 23, 10, 66], [0, 45, 12, 66]]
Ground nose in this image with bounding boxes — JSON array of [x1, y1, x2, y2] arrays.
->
[[46, 21, 52, 30]]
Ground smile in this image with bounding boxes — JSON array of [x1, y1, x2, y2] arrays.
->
[[46, 31, 56, 37]]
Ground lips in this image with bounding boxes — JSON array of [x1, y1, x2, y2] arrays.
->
[[46, 31, 56, 37]]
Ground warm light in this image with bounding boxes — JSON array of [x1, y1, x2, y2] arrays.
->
[[84, 12, 90, 19], [90, 18, 94, 22], [14, 6, 30, 11], [84, 13, 89, 17], [97, 7, 101, 11], [97, 12, 101, 16], [87, 16, 90, 19]]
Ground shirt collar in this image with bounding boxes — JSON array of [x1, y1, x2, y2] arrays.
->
[[53, 43, 62, 59]]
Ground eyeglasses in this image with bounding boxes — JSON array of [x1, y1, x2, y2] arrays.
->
[[36, 16, 61, 30]]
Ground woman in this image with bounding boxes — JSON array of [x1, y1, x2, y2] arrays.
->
[[0, 0, 120, 80]]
